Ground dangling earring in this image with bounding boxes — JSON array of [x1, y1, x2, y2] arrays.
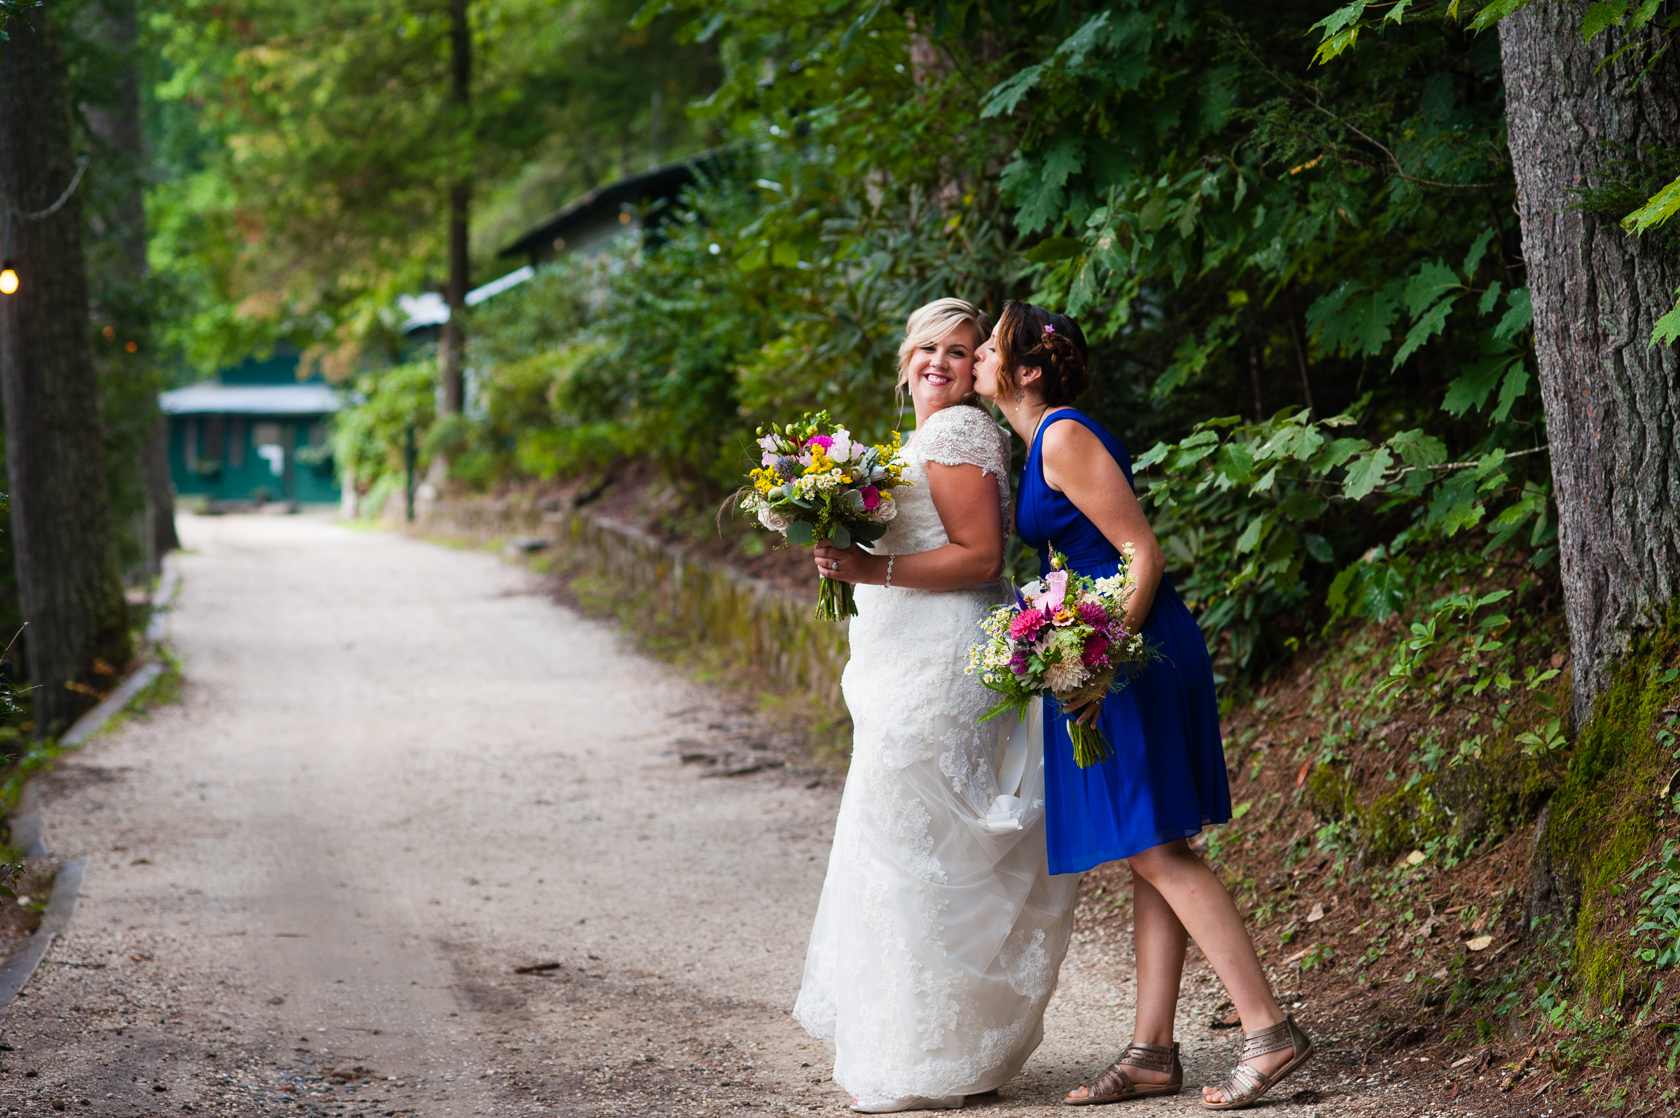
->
[[1012, 391, 1024, 402]]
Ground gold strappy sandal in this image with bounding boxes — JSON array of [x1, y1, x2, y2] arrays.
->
[[1202, 1013, 1314, 1110], [1063, 1041, 1182, 1106]]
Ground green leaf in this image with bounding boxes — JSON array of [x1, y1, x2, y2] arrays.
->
[[1308, 0, 1368, 65], [1442, 356, 1513, 416], [1462, 229, 1496, 279], [1277, 489, 1329, 522], [1388, 429, 1447, 468], [1468, 0, 1533, 32], [1428, 472, 1484, 535], [1236, 513, 1272, 554], [1308, 281, 1401, 358], [1327, 561, 1360, 615], [1383, 0, 1413, 22], [1258, 420, 1324, 462], [1393, 296, 1458, 369], [1623, 175, 1680, 236], [1652, 286, 1680, 348], [838, 0, 886, 53], [1627, 0, 1663, 30], [770, 241, 800, 267], [830, 522, 851, 549], [1309, 437, 1369, 471], [1491, 363, 1531, 421], [1403, 260, 1460, 317], [1477, 280, 1504, 315], [1343, 446, 1393, 500], [1134, 441, 1172, 470], [981, 63, 1046, 117], [1215, 442, 1257, 484], [1040, 135, 1084, 192], [1582, 1, 1628, 42], [785, 519, 814, 546], [1494, 286, 1533, 340], [1024, 237, 1088, 264]]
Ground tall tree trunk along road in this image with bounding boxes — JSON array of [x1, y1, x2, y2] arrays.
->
[[437, 0, 471, 423], [1501, 3, 1680, 727], [82, 0, 181, 565], [0, 2, 133, 737]]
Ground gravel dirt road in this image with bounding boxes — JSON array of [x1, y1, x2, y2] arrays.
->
[[2, 513, 1440, 1117]]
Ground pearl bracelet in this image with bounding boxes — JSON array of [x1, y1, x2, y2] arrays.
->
[[885, 553, 896, 588]]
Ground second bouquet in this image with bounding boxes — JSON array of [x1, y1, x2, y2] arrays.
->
[[739, 411, 910, 621], [966, 548, 1155, 767]]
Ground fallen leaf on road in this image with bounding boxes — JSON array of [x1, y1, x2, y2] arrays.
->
[[1466, 935, 1494, 951], [1306, 903, 1325, 923], [1282, 944, 1314, 965]]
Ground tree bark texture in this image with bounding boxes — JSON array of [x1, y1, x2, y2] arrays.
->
[[1501, 4, 1680, 727], [80, 0, 179, 561], [0, 5, 134, 737]]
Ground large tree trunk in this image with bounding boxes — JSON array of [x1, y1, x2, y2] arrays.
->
[[81, 0, 179, 563], [1501, 3, 1680, 728], [0, 5, 134, 737]]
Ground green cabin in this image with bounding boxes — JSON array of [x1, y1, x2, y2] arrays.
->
[[160, 353, 342, 507]]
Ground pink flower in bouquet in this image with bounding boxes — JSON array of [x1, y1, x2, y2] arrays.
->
[[1009, 651, 1030, 674], [859, 486, 881, 510], [805, 434, 834, 452], [1009, 607, 1049, 641], [1035, 570, 1069, 611], [1081, 634, 1110, 667], [1077, 599, 1110, 629]]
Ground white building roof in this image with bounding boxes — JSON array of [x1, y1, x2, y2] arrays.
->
[[396, 265, 536, 332], [159, 381, 343, 416]]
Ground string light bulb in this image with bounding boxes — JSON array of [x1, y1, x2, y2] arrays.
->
[[0, 262, 16, 296]]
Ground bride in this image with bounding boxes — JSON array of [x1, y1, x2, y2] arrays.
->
[[794, 298, 1080, 1112]]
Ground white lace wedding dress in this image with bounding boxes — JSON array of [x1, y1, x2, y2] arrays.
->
[[793, 404, 1081, 1109]]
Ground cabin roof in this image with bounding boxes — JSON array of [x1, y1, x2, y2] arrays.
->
[[160, 381, 342, 416], [497, 149, 728, 261]]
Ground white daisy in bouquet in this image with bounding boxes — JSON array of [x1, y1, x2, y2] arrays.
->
[[739, 411, 910, 621], [967, 548, 1154, 767]]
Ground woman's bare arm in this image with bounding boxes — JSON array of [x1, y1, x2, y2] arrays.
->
[[813, 461, 1004, 590], [1039, 419, 1165, 634]]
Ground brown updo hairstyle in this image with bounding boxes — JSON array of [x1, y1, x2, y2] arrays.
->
[[993, 300, 1091, 405]]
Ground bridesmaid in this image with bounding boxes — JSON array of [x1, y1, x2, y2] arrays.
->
[[974, 301, 1313, 1111]]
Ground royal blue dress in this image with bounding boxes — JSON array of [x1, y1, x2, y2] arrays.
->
[[1017, 410, 1231, 875]]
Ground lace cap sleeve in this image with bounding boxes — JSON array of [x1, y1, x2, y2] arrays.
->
[[916, 405, 1010, 478]]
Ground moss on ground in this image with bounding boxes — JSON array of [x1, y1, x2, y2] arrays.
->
[[1302, 668, 1567, 867]]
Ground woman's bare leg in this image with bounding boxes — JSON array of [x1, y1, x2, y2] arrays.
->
[[1125, 839, 1293, 1104], [1063, 870, 1188, 1100]]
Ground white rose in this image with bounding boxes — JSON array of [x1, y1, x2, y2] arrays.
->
[[758, 508, 790, 532], [871, 496, 897, 523]]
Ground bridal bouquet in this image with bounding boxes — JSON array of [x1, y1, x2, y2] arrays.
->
[[739, 411, 910, 621], [966, 548, 1152, 767]]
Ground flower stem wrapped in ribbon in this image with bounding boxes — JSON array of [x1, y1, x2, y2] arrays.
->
[[966, 547, 1154, 767], [738, 411, 911, 621]]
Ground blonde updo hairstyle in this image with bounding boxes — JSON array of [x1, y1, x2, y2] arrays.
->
[[895, 297, 993, 410], [993, 299, 1090, 405]]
